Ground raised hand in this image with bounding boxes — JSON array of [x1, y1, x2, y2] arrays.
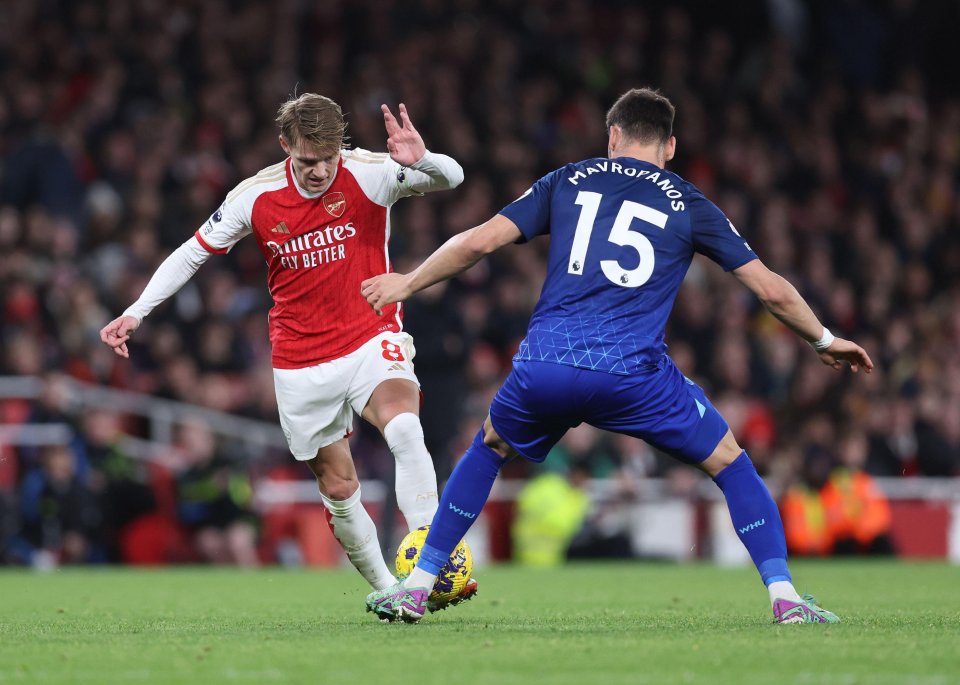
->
[[381, 103, 426, 167], [817, 337, 874, 374], [99, 314, 140, 358]]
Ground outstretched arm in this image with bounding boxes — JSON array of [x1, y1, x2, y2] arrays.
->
[[99, 237, 211, 358], [732, 259, 873, 373], [381, 103, 463, 193], [361, 214, 521, 315]]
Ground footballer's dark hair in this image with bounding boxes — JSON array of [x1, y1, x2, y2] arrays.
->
[[605, 88, 675, 145]]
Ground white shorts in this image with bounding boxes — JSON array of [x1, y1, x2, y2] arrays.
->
[[273, 331, 419, 460]]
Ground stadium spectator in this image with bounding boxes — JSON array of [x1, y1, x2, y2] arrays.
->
[[780, 446, 834, 557], [10, 444, 102, 567], [511, 470, 589, 567], [564, 459, 637, 561], [79, 409, 159, 561], [781, 431, 895, 557], [544, 424, 619, 479], [173, 420, 259, 567], [513, 426, 637, 563], [822, 430, 895, 555]]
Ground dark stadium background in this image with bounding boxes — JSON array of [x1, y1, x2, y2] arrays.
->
[[1, 0, 958, 568]]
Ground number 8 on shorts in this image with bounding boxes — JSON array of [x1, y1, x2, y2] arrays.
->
[[381, 339, 406, 362]]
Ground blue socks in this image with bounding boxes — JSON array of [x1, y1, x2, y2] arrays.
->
[[712, 451, 791, 585], [418, 440, 790, 588], [418, 429, 504, 575]]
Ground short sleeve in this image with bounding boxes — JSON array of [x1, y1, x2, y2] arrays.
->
[[194, 193, 253, 254], [688, 192, 758, 271], [497, 170, 559, 243]]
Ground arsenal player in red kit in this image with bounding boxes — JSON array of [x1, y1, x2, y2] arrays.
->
[[100, 94, 473, 602]]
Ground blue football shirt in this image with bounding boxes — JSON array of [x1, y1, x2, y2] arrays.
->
[[499, 156, 757, 375]]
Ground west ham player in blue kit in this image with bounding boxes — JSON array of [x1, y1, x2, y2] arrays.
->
[[361, 88, 873, 624]]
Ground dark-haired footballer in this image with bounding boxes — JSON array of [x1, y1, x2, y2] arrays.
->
[[362, 88, 872, 624]]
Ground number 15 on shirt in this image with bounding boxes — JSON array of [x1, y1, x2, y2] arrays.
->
[[568, 191, 668, 288]]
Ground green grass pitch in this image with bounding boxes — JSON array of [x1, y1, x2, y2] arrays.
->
[[1, 561, 958, 684]]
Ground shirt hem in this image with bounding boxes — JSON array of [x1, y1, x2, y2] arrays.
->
[[270, 321, 401, 369]]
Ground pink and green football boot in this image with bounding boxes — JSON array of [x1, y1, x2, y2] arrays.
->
[[366, 583, 429, 623], [773, 594, 840, 624]]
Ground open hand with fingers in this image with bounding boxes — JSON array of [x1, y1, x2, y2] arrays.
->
[[381, 103, 426, 167], [99, 315, 140, 359]]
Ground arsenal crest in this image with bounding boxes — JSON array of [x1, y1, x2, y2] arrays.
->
[[324, 192, 346, 218]]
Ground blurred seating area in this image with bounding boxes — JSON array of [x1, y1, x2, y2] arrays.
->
[[1, 0, 959, 566]]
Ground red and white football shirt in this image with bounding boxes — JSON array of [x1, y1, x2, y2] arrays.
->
[[194, 149, 446, 369]]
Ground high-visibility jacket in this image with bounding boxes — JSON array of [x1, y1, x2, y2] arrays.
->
[[821, 468, 892, 546], [780, 485, 832, 556], [511, 473, 590, 566]]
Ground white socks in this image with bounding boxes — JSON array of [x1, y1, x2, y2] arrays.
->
[[321, 487, 396, 591], [768, 580, 802, 606], [404, 566, 438, 590], [383, 413, 439, 530], [320, 414, 437, 591]]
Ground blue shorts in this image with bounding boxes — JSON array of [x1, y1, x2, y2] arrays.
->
[[489, 359, 728, 465]]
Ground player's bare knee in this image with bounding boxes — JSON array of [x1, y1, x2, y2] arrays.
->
[[371, 403, 420, 435], [699, 430, 743, 478], [304, 453, 360, 501], [318, 475, 359, 502], [364, 380, 420, 432], [482, 417, 516, 460]]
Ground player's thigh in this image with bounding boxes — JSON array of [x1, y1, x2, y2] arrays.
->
[[348, 331, 421, 425], [488, 361, 582, 463], [273, 362, 353, 461], [591, 362, 729, 466]]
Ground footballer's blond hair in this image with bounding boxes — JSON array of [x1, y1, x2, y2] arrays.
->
[[276, 93, 348, 153]]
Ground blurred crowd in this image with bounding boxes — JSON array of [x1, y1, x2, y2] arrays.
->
[[1, 376, 261, 566], [2, 0, 959, 565]]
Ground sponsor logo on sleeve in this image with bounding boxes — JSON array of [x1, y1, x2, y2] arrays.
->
[[202, 204, 225, 234]]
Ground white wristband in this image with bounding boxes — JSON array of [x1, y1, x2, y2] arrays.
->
[[811, 327, 835, 352]]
